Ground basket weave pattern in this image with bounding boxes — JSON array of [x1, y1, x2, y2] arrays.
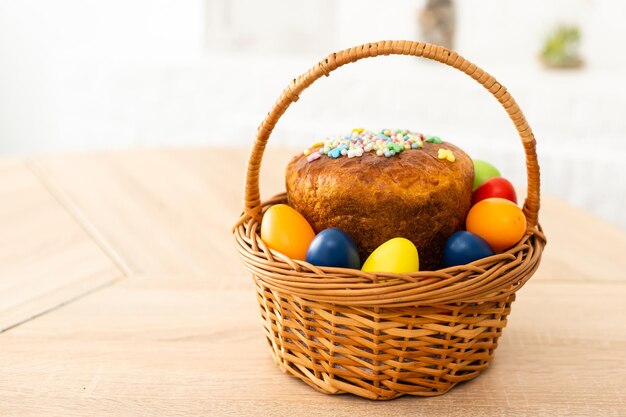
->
[[234, 40, 546, 400]]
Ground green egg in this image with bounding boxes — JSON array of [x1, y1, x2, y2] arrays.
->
[[473, 159, 501, 190]]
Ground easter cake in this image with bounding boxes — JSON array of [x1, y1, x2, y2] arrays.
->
[[285, 129, 474, 271]]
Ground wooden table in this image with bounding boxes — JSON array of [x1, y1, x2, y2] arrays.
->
[[1, 148, 625, 416]]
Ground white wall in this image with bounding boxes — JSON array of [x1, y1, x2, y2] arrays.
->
[[1, 0, 625, 229], [0, 0, 206, 152]]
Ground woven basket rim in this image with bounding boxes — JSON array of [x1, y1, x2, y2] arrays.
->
[[234, 194, 546, 308]]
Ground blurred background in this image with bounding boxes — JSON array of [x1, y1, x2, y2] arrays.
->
[[1, 0, 625, 229]]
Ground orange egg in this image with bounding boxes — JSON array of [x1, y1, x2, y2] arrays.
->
[[260, 204, 316, 260], [465, 198, 527, 252]]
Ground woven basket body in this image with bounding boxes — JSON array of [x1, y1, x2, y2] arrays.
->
[[234, 41, 546, 400]]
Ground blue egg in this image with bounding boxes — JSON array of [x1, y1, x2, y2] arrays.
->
[[443, 231, 495, 267], [306, 228, 361, 269]]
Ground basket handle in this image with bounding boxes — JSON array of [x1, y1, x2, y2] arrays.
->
[[243, 40, 540, 227]]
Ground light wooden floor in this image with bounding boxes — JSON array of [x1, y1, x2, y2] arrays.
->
[[0, 148, 625, 416]]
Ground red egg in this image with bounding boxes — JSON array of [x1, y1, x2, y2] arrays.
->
[[472, 177, 517, 206]]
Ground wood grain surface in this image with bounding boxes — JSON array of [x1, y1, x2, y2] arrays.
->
[[0, 148, 624, 416], [0, 160, 124, 332]]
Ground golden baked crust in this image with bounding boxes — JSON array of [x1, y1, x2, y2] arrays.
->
[[285, 141, 474, 270]]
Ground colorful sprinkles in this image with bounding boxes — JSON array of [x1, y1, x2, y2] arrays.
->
[[302, 129, 455, 162]]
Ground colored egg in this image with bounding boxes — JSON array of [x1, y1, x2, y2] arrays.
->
[[306, 228, 360, 269], [442, 231, 495, 267], [260, 204, 315, 261], [472, 177, 518, 205], [466, 198, 527, 252], [362, 238, 419, 274], [473, 159, 501, 190]]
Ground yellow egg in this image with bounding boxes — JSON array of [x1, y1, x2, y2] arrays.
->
[[260, 204, 315, 261], [361, 238, 419, 274]]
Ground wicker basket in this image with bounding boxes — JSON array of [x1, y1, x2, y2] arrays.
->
[[233, 40, 546, 400]]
